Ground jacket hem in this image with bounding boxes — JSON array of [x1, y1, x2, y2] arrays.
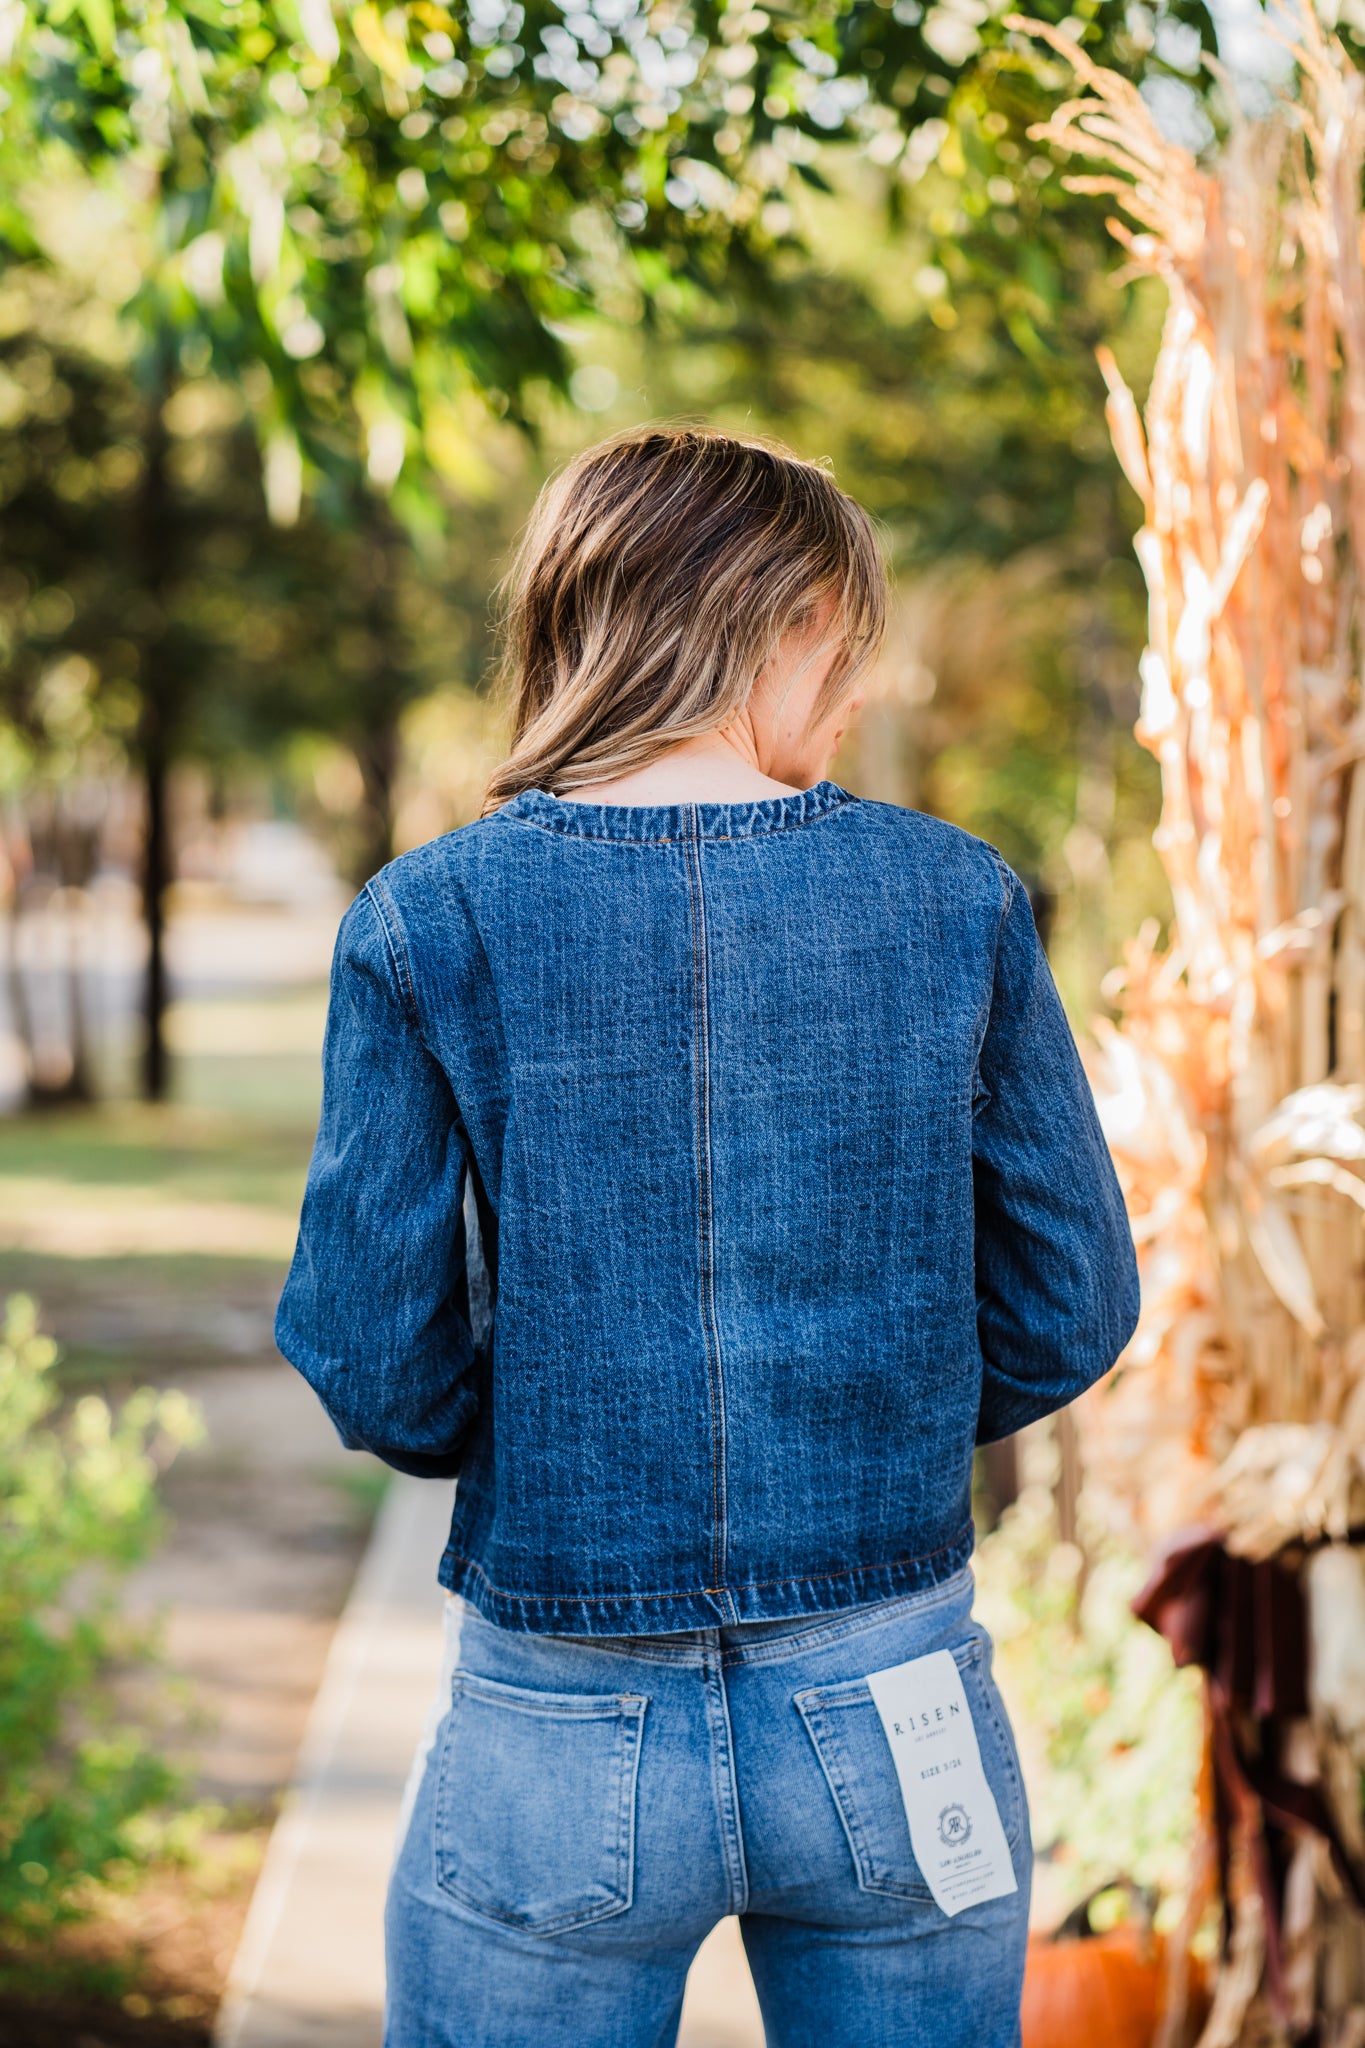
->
[[435, 1523, 976, 1636]]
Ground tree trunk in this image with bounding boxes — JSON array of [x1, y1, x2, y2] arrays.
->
[[136, 372, 174, 1103], [978, 1437, 1019, 1530], [141, 737, 169, 1102], [54, 802, 99, 1105], [351, 496, 407, 882], [353, 712, 400, 883]]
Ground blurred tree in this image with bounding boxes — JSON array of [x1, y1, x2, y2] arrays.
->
[[1, 0, 1218, 1095], [0, 269, 141, 1104], [621, 41, 1183, 1006], [0, 260, 507, 1100]]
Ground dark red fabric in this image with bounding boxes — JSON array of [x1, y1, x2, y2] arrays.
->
[[1132, 1530, 1365, 2018]]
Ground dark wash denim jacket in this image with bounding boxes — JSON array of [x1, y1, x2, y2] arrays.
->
[[277, 781, 1138, 1635]]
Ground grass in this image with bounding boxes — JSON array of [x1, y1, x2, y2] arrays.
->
[[0, 1252, 291, 1388], [0, 1099, 316, 1210], [0, 1062, 318, 1387], [324, 1463, 393, 1519]]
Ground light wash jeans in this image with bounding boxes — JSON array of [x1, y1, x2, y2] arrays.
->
[[385, 1568, 1031, 2047]]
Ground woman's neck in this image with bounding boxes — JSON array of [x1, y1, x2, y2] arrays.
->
[[564, 726, 806, 808]]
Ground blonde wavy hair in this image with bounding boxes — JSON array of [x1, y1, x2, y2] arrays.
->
[[482, 425, 886, 813]]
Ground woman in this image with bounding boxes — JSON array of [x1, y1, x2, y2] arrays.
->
[[277, 426, 1138, 2048]]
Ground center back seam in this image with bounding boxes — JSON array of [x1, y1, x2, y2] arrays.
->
[[684, 808, 733, 1615]]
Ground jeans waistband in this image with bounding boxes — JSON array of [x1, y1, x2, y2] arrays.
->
[[453, 1563, 978, 1669]]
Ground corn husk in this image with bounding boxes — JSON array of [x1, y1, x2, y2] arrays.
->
[[1003, 11, 1365, 1560], [1007, 14, 1365, 2034]]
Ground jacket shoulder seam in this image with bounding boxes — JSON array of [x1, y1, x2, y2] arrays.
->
[[983, 845, 1017, 973], [363, 876, 419, 1027], [972, 847, 1017, 1111]]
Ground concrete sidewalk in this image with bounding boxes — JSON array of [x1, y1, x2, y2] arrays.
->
[[214, 1475, 764, 2048]]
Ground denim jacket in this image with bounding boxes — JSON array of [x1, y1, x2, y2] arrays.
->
[[277, 782, 1138, 1635]]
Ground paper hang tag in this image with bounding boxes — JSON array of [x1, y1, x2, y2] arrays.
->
[[865, 1648, 1019, 1920]]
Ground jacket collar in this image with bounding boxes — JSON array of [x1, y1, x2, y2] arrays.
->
[[496, 780, 854, 844]]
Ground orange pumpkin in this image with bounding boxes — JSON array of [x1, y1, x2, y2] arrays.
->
[[1021, 1927, 1163, 2048]]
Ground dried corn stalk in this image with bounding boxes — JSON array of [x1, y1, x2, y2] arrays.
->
[[1006, 14, 1365, 2038]]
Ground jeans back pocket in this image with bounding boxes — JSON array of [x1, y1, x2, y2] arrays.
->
[[434, 1671, 647, 1935], [793, 1631, 1026, 1903]]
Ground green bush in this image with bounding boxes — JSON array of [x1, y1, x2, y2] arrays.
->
[[0, 1294, 202, 1939], [974, 1483, 1204, 1932]]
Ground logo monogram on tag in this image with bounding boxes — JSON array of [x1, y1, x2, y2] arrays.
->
[[937, 1801, 972, 1847]]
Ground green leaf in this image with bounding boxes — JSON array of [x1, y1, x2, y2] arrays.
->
[[75, 0, 114, 55], [794, 160, 833, 192]]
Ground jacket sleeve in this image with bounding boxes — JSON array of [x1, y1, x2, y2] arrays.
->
[[972, 862, 1138, 1445], [274, 882, 478, 1477]]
